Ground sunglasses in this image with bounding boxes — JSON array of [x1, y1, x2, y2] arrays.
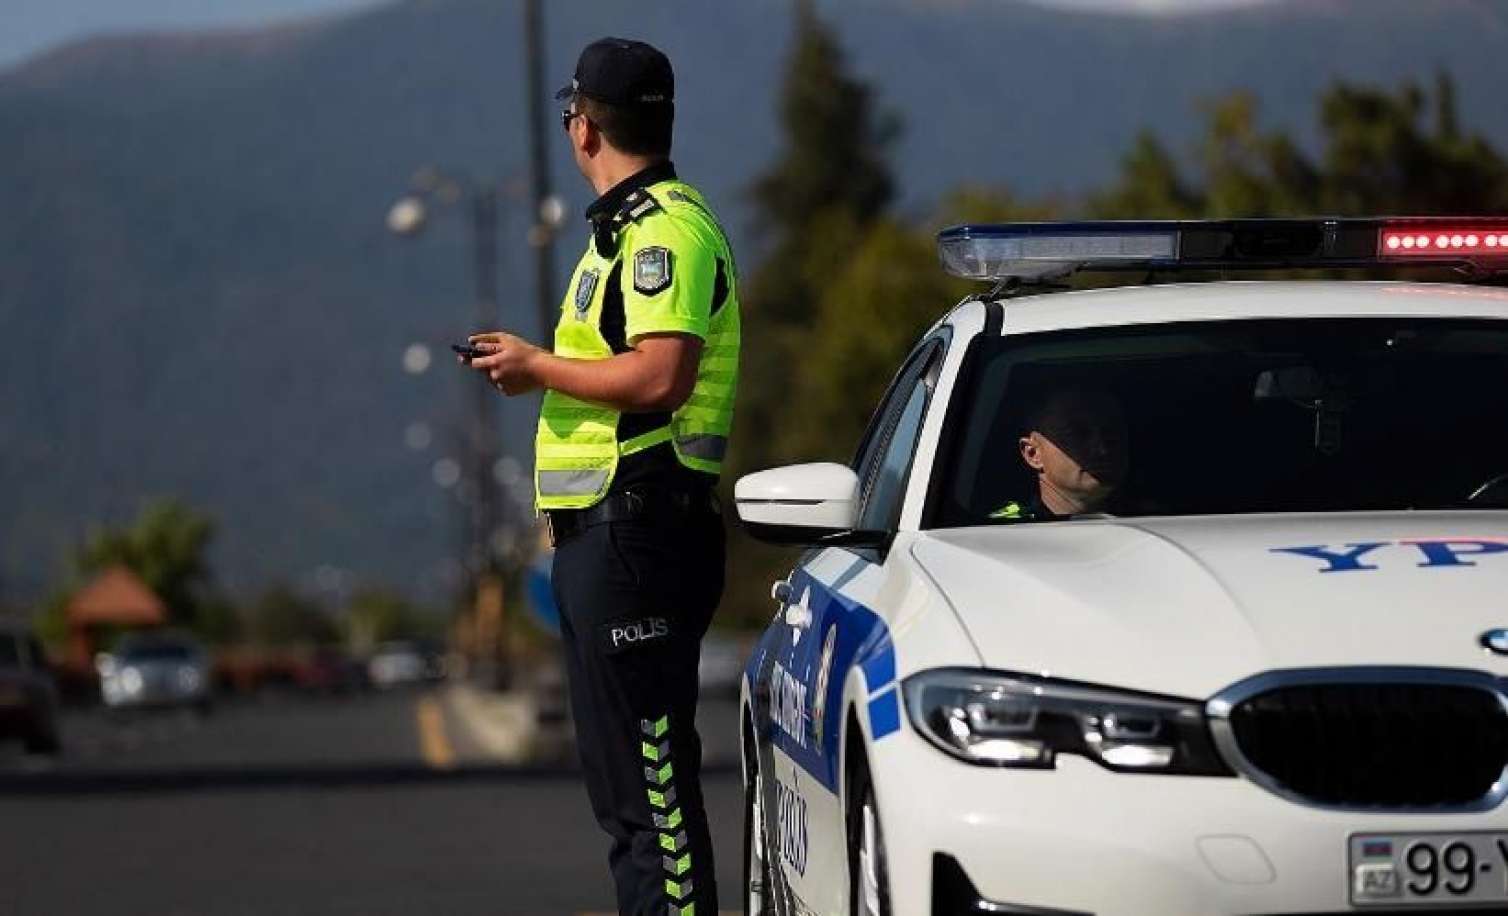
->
[[560, 107, 587, 132]]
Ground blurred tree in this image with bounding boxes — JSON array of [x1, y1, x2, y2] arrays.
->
[[1090, 76, 1506, 222], [193, 596, 243, 646], [1199, 92, 1320, 217], [248, 585, 335, 648], [722, 1, 907, 626], [75, 500, 216, 629], [733, 0, 900, 482], [780, 183, 1059, 463], [346, 587, 437, 651], [32, 591, 71, 649], [1319, 76, 1508, 215], [747, 0, 897, 326], [1090, 132, 1202, 219], [780, 219, 959, 462]]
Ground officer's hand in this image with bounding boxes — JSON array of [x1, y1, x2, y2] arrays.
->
[[469, 331, 543, 396]]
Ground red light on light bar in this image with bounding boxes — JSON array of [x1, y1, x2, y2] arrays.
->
[[1381, 227, 1508, 258]]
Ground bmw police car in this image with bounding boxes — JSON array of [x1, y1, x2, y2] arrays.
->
[[734, 219, 1508, 916]]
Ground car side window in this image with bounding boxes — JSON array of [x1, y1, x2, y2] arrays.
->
[[857, 346, 942, 532], [852, 342, 940, 491]]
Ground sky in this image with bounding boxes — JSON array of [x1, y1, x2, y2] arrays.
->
[[0, 0, 382, 68], [0, 0, 1271, 69]]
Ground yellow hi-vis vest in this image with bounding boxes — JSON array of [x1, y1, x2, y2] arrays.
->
[[534, 178, 740, 510]]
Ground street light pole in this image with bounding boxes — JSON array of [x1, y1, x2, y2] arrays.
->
[[387, 172, 511, 686], [523, 0, 558, 343], [468, 187, 502, 585]]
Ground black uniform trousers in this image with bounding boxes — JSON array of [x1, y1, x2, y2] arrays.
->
[[552, 503, 724, 916]]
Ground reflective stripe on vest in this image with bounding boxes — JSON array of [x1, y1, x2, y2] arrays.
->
[[537, 469, 611, 498], [675, 434, 727, 462]]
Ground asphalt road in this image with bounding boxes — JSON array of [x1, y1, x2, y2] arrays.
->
[[0, 688, 744, 915]]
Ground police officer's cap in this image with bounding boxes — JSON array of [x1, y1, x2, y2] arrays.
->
[[555, 38, 674, 106]]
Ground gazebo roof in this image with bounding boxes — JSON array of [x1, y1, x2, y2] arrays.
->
[[67, 566, 167, 627]]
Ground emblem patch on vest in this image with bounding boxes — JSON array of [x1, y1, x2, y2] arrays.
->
[[633, 247, 672, 295], [573, 268, 600, 320]]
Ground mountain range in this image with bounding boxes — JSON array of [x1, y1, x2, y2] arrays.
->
[[2, 0, 1505, 604]]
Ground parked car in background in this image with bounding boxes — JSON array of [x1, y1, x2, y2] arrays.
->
[[0, 622, 62, 754], [97, 631, 213, 713], [293, 647, 368, 695], [367, 640, 445, 690]]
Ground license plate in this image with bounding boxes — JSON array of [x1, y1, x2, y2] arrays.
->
[[1351, 833, 1508, 907]]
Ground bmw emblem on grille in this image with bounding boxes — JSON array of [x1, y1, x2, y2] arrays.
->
[[1480, 629, 1508, 656]]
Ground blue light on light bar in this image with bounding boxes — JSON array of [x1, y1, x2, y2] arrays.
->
[[938, 223, 1179, 281]]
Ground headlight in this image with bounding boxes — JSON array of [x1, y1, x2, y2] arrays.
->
[[119, 667, 144, 695], [903, 668, 1232, 775]]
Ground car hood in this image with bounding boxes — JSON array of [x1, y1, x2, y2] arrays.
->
[[911, 511, 1508, 699]]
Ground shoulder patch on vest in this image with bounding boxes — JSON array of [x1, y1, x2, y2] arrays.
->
[[574, 268, 601, 319], [621, 189, 661, 224], [633, 247, 672, 295]]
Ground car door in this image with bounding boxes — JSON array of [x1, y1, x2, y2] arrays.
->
[[755, 336, 947, 914]]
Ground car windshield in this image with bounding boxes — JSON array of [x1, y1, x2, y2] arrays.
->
[[932, 317, 1508, 526], [119, 643, 195, 662]]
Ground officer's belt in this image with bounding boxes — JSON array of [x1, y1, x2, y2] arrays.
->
[[545, 487, 719, 546]]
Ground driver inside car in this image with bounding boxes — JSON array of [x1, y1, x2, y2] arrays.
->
[[992, 386, 1129, 522]]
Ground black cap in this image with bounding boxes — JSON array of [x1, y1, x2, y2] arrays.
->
[[554, 38, 674, 106]]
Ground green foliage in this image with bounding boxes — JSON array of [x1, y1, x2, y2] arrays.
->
[[724, 2, 904, 625], [1090, 132, 1202, 219], [31, 591, 72, 650], [734, 0, 899, 479], [28, 498, 230, 649], [76, 499, 216, 627], [746, 0, 897, 327], [248, 585, 335, 648], [346, 587, 439, 651], [780, 218, 966, 463], [193, 597, 243, 646], [1090, 76, 1507, 221], [1318, 77, 1508, 215]]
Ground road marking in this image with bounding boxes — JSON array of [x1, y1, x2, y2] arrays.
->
[[416, 695, 455, 770]]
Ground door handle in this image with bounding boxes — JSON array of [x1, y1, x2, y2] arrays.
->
[[771, 580, 792, 605]]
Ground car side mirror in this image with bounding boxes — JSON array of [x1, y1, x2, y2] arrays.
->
[[734, 463, 887, 547]]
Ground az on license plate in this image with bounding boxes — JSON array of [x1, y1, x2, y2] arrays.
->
[[1351, 833, 1508, 907]]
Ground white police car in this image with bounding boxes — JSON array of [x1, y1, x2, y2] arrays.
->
[[734, 219, 1508, 916]]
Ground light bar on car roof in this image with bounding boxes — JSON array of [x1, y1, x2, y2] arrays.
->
[[937, 218, 1508, 283]]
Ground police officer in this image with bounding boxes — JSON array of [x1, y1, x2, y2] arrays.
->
[[467, 37, 737, 916], [993, 387, 1127, 521]]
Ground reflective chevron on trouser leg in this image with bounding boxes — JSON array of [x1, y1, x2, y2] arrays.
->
[[641, 712, 695, 913]]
